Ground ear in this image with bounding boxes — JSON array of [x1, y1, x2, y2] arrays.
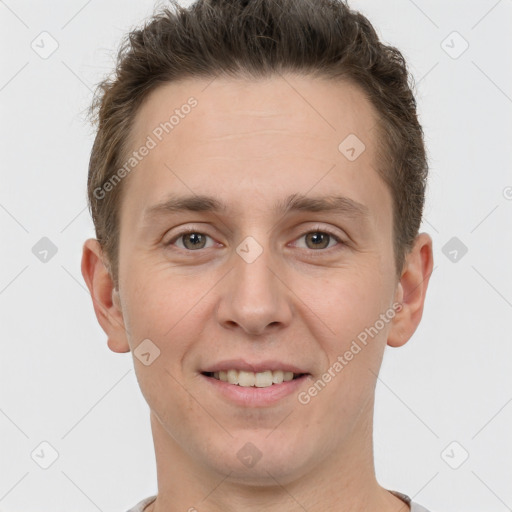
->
[[387, 232, 434, 348], [81, 238, 130, 353]]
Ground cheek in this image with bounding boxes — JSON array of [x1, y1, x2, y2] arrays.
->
[[119, 261, 219, 366], [304, 263, 395, 404], [121, 254, 189, 325], [120, 270, 207, 412], [316, 265, 393, 340], [304, 273, 393, 404]]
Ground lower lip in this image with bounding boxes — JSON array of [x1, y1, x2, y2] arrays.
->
[[201, 373, 309, 407]]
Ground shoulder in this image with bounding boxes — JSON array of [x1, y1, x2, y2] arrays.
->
[[389, 489, 434, 512], [410, 502, 435, 512], [125, 495, 157, 512]]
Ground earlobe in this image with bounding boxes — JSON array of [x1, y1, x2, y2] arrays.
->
[[81, 238, 131, 354], [387, 233, 434, 348]]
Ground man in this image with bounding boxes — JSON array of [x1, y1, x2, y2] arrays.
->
[[81, 0, 434, 510]]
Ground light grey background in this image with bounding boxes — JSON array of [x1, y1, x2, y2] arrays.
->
[[1, 1, 511, 511]]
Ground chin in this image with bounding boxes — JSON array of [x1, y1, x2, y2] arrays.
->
[[204, 433, 317, 486]]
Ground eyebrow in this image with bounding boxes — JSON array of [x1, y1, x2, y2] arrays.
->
[[142, 193, 370, 223]]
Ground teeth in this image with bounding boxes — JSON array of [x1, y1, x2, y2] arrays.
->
[[238, 370, 256, 387], [272, 370, 284, 384], [227, 369, 239, 385], [209, 369, 302, 388], [283, 371, 294, 382], [255, 370, 273, 387]]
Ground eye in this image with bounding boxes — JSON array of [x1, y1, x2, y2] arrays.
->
[[166, 230, 216, 251], [293, 228, 344, 251], [165, 226, 345, 253]]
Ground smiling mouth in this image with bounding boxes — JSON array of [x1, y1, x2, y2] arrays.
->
[[202, 370, 307, 388]]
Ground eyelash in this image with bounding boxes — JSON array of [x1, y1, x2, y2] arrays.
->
[[165, 226, 345, 254]]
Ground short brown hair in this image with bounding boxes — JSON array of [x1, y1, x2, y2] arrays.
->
[[87, 0, 428, 288]]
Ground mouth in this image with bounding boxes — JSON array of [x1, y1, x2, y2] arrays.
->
[[201, 370, 308, 388]]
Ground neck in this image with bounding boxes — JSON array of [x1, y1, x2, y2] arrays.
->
[[146, 403, 408, 512]]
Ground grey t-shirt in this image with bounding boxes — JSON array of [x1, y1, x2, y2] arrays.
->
[[126, 490, 433, 511]]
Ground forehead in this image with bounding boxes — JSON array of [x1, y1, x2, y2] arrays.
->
[[130, 74, 379, 158], [119, 74, 389, 231]]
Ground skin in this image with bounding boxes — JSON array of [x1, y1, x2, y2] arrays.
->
[[82, 74, 433, 512]]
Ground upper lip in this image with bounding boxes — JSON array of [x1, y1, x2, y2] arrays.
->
[[201, 359, 309, 374]]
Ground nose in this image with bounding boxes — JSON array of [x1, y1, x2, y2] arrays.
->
[[215, 239, 293, 336]]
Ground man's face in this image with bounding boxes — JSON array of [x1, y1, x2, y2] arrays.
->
[[115, 75, 400, 482]]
